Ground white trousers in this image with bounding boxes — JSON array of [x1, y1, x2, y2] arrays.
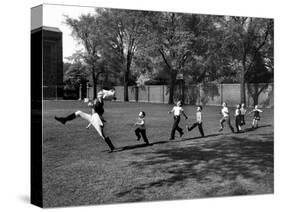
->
[[75, 110, 104, 138]]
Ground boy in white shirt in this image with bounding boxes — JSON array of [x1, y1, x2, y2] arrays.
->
[[219, 102, 235, 133], [187, 105, 204, 137], [168, 100, 188, 140], [134, 111, 150, 145]]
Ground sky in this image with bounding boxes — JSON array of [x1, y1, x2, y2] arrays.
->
[[43, 4, 97, 61]]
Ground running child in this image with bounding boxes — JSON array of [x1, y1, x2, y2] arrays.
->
[[249, 105, 263, 128], [54, 99, 115, 152], [234, 104, 242, 133], [134, 111, 150, 145], [187, 105, 205, 137], [240, 103, 247, 126], [168, 100, 188, 140], [219, 102, 235, 133]]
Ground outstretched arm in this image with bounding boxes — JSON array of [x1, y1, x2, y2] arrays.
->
[[168, 107, 174, 114], [247, 110, 254, 115]]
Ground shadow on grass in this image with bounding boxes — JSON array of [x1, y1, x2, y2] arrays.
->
[[181, 133, 221, 142], [116, 131, 273, 198], [114, 140, 171, 152], [115, 143, 151, 152], [116, 134, 222, 153], [243, 124, 272, 132]]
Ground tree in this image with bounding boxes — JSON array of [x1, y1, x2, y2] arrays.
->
[[147, 13, 223, 104], [65, 14, 104, 99], [96, 9, 152, 101], [221, 17, 273, 103], [246, 51, 273, 106], [146, 12, 195, 104]]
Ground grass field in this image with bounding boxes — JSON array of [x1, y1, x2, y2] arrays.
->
[[42, 101, 273, 208]]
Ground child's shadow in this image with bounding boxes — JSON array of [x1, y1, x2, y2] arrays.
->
[[114, 140, 170, 152], [181, 133, 221, 142], [115, 143, 153, 152], [243, 124, 272, 132]]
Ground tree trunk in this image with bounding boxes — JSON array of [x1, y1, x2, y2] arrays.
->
[[124, 70, 129, 102], [92, 71, 97, 99], [253, 94, 259, 106], [124, 52, 132, 102], [241, 62, 246, 104], [181, 80, 185, 104], [168, 71, 177, 104], [252, 83, 259, 106]]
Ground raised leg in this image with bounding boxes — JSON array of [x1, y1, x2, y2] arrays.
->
[[55, 113, 76, 124], [188, 122, 198, 131]]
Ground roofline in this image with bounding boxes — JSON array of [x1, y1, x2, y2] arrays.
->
[[31, 26, 62, 34]]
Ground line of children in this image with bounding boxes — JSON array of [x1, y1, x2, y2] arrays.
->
[[136, 102, 263, 144], [55, 89, 264, 152]]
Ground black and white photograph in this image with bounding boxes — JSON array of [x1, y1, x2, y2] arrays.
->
[[30, 2, 274, 208]]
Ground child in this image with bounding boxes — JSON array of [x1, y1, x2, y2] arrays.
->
[[249, 105, 263, 128], [240, 103, 247, 126], [234, 104, 242, 133], [187, 105, 205, 137], [168, 100, 188, 140], [134, 111, 150, 145], [54, 99, 115, 152], [219, 102, 235, 133]]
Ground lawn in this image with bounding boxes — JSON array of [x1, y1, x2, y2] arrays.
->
[[42, 100, 274, 208]]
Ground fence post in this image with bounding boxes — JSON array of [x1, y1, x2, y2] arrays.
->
[[147, 86, 150, 103], [198, 84, 201, 105], [86, 83, 89, 99], [78, 84, 82, 100], [162, 85, 165, 104], [220, 84, 223, 105], [245, 83, 248, 107], [135, 86, 139, 102]]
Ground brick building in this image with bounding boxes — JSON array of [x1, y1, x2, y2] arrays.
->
[[31, 26, 63, 99]]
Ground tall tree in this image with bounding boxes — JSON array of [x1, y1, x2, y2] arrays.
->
[[221, 17, 273, 103], [148, 13, 222, 104], [246, 51, 273, 106], [96, 9, 152, 101], [65, 14, 104, 99], [147, 12, 195, 104]]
